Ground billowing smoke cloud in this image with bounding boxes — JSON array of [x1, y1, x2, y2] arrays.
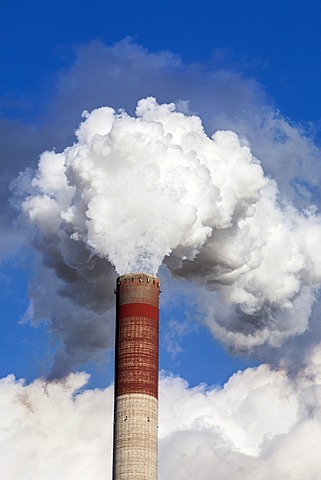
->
[[4, 40, 320, 272], [24, 97, 267, 275], [0, 372, 113, 479], [14, 97, 321, 367], [2, 346, 321, 479], [47, 40, 321, 209]]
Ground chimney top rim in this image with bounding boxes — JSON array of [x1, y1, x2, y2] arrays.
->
[[117, 273, 159, 281]]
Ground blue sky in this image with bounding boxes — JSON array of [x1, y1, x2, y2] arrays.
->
[[1, 0, 321, 124], [1, 0, 321, 395]]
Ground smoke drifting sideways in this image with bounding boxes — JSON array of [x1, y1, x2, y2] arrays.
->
[[13, 97, 321, 373]]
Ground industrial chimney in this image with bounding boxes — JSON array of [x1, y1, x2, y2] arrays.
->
[[112, 273, 160, 480]]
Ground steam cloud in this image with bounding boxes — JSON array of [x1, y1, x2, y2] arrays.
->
[[15, 97, 321, 367]]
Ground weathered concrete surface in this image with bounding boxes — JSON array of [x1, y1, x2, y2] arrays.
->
[[113, 394, 158, 480]]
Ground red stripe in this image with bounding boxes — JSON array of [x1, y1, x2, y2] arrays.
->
[[115, 302, 159, 398], [118, 303, 158, 320]]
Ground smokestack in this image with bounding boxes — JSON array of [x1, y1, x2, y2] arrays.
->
[[113, 273, 160, 480]]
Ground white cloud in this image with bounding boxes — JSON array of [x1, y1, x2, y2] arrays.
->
[[2, 352, 321, 479], [0, 373, 113, 479]]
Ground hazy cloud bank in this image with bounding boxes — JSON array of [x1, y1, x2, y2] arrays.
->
[[2, 348, 321, 479]]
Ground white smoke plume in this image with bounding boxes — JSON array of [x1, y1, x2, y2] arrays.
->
[[47, 40, 321, 210], [1, 346, 321, 479], [19, 95, 269, 275], [14, 97, 321, 365]]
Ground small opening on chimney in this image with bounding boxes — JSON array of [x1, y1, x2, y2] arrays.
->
[[147, 278, 150, 283]]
